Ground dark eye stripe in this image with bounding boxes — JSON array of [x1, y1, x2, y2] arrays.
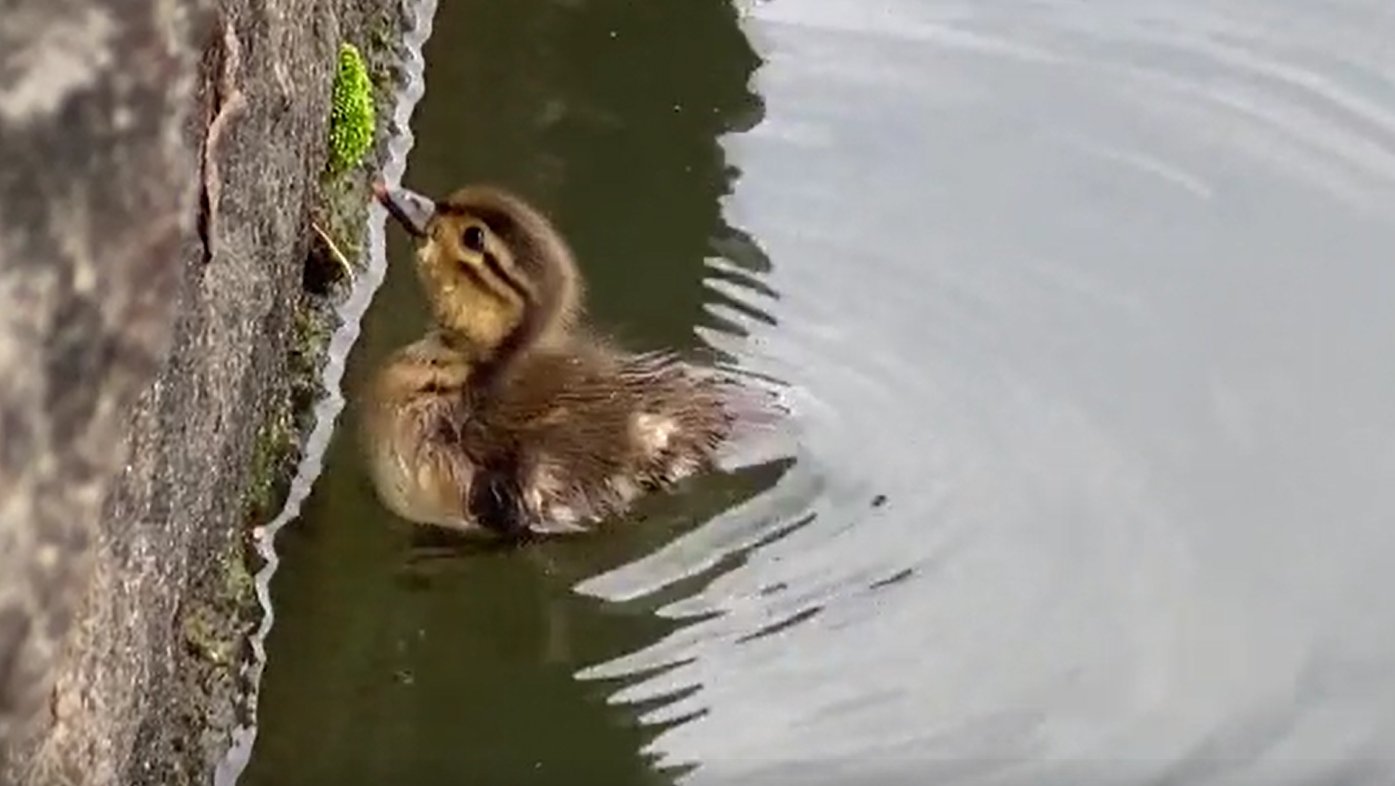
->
[[455, 260, 508, 302], [482, 250, 532, 304]]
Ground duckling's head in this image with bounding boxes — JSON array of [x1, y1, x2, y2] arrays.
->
[[374, 181, 581, 365]]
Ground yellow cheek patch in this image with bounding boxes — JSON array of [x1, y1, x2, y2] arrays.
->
[[416, 238, 441, 269], [415, 237, 523, 354], [434, 286, 517, 349]]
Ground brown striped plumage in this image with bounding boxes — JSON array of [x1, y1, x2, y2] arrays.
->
[[362, 182, 744, 538]]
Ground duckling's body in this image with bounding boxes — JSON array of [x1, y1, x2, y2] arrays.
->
[[364, 183, 744, 537]]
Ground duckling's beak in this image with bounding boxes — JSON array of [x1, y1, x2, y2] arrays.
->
[[372, 180, 435, 237]]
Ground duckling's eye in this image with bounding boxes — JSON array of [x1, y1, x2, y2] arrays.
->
[[462, 226, 487, 253]]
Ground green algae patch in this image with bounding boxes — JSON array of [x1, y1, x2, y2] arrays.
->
[[244, 397, 295, 523], [327, 42, 375, 175]]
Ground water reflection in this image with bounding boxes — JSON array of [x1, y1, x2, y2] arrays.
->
[[245, 0, 1395, 783], [583, 1, 1395, 784], [238, 0, 774, 784]]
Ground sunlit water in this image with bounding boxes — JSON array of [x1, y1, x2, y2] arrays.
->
[[235, 1, 1395, 784]]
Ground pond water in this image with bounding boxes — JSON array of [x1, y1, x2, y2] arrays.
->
[[230, 0, 1395, 784]]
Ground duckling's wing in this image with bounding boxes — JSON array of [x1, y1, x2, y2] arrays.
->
[[474, 344, 787, 534], [467, 349, 711, 527]]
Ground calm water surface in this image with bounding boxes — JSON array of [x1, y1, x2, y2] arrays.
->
[[238, 0, 1395, 784]]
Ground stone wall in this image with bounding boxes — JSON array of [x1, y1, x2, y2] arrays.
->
[[0, 1, 399, 783]]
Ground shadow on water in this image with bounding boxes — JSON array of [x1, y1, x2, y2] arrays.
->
[[238, 1, 775, 784]]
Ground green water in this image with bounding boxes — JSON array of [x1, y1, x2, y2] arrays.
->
[[241, 0, 1395, 782], [239, 1, 769, 783]]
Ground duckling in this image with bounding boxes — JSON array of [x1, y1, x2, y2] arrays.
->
[[364, 181, 759, 539]]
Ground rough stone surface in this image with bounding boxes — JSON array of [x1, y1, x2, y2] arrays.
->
[[0, 0, 401, 783], [0, 0, 206, 769]]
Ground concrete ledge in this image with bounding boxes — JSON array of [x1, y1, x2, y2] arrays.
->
[[0, 1, 403, 783]]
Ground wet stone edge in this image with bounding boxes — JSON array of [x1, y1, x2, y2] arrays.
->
[[124, 3, 410, 784]]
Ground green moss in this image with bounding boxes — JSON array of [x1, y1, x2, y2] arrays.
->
[[180, 538, 255, 670], [316, 175, 364, 263], [244, 398, 293, 522], [327, 42, 375, 175], [290, 303, 326, 378], [182, 603, 233, 666], [290, 298, 334, 404], [222, 541, 255, 609]]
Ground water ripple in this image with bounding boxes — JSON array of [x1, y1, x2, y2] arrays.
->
[[578, 0, 1395, 783]]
